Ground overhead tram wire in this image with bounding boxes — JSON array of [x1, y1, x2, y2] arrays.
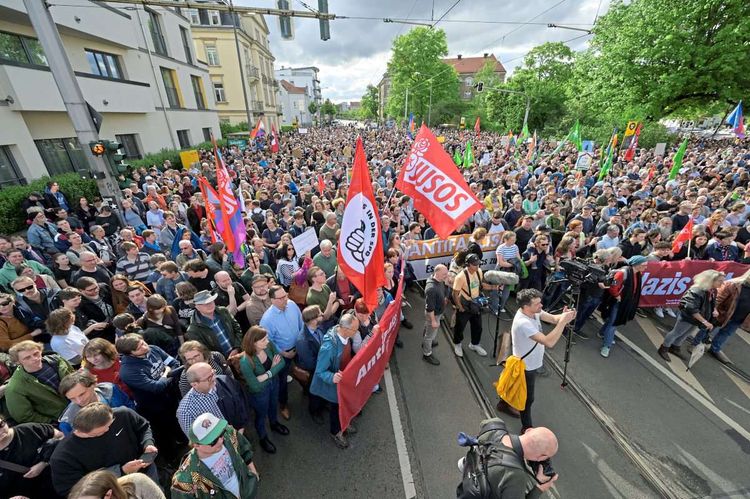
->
[[431, 0, 463, 28]]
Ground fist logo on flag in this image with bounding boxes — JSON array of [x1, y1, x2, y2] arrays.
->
[[340, 193, 378, 273]]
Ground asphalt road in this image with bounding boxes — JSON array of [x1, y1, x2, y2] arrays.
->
[[251, 288, 750, 498]]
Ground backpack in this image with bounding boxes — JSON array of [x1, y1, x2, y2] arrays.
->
[[494, 343, 537, 411], [456, 418, 527, 499]]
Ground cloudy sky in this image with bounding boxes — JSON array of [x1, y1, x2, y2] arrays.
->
[[238, 0, 612, 103]]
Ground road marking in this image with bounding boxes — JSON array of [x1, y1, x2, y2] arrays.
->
[[726, 398, 750, 417], [384, 367, 417, 499], [635, 317, 714, 402], [674, 444, 738, 496], [614, 331, 750, 444], [736, 328, 750, 348]]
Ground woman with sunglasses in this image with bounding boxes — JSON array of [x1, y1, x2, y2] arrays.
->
[[0, 292, 43, 351]]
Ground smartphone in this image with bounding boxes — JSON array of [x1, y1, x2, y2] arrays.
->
[[139, 451, 158, 464]]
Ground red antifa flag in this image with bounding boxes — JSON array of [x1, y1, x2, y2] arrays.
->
[[640, 260, 749, 308], [317, 174, 325, 196], [337, 137, 386, 311], [671, 217, 694, 254], [337, 274, 403, 431], [623, 123, 642, 161], [396, 124, 482, 239], [270, 125, 279, 153]]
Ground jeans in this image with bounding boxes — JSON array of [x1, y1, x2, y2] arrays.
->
[[663, 317, 700, 347], [278, 355, 292, 407], [598, 301, 619, 348], [489, 285, 512, 315], [693, 319, 741, 353], [454, 310, 482, 345], [248, 378, 280, 438], [520, 369, 537, 432], [573, 295, 602, 333], [422, 313, 442, 356], [330, 402, 341, 435]]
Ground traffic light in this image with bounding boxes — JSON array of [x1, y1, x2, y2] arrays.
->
[[318, 0, 330, 41], [277, 0, 294, 40], [90, 141, 106, 156]]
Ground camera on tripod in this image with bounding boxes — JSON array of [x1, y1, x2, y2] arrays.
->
[[558, 258, 614, 287]]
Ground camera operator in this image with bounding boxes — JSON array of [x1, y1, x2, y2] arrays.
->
[[452, 254, 498, 358], [598, 255, 648, 358], [571, 248, 618, 340], [521, 234, 554, 292]]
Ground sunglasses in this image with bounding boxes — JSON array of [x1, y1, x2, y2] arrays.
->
[[0, 301, 11, 306], [204, 435, 223, 446], [14, 285, 34, 293]]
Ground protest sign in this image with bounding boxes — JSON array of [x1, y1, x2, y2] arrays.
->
[[654, 143, 666, 156], [179, 150, 199, 169], [291, 227, 319, 256]]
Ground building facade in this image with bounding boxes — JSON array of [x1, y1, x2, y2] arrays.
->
[[377, 73, 390, 120], [442, 53, 506, 100], [0, 0, 220, 184], [186, 2, 280, 129], [275, 66, 321, 107], [277, 80, 310, 126]]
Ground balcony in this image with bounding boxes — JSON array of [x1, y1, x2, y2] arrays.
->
[[251, 100, 264, 112], [246, 66, 259, 80]]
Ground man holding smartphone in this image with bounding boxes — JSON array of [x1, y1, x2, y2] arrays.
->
[[260, 285, 304, 420]]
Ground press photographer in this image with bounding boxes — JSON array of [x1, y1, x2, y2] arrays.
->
[[571, 248, 621, 339], [452, 254, 498, 358]]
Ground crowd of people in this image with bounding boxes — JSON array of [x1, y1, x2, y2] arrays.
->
[[0, 122, 748, 498]]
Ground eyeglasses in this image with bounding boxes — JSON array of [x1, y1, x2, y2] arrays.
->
[[84, 287, 99, 293], [14, 285, 34, 293], [0, 420, 6, 428], [0, 301, 11, 306], [273, 294, 288, 300]]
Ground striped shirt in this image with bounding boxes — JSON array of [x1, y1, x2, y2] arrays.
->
[[496, 244, 520, 261], [116, 252, 153, 282], [177, 386, 223, 436]]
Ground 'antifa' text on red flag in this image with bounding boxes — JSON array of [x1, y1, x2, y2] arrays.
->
[[337, 273, 403, 431], [337, 137, 386, 312], [396, 124, 482, 239], [671, 216, 694, 254]]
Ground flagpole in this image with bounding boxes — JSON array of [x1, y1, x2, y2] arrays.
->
[[710, 105, 734, 138], [686, 217, 693, 258]]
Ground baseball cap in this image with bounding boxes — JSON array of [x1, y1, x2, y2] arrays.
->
[[193, 290, 218, 305], [466, 254, 480, 266], [189, 413, 227, 445]]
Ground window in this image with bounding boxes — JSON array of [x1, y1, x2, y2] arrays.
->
[[85, 49, 122, 79], [35, 138, 88, 176], [146, 10, 167, 56], [115, 134, 142, 160], [0, 31, 48, 66], [191, 75, 206, 110], [213, 82, 226, 102], [464, 76, 474, 86], [179, 27, 192, 64], [176, 129, 191, 148], [202, 127, 212, 142], [185, 8, 200, 24], [209, 10, 221, 25], [0, 146, 25, 187], [160, 67, 182, 108], [205, 45, 219, 66]]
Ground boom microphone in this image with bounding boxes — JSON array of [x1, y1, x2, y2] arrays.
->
[[484, 270, 519, 286]]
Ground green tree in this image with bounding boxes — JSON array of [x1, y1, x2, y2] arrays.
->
[[320, 99, 336, 123], [360, 84, 379, 119], [308, 102, 319, 115], [385, 27, 460, 123]]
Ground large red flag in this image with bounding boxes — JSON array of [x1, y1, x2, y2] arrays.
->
[[338, 137, 386, 311], [317, 174, 325, 196], [474, 116, 481, 135], [672, 217, 694, 254], [396, 124, 482, 239], [270, 125, 279, 153]]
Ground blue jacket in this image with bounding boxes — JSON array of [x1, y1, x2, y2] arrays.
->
[[705, 243, 740, 262], [309, 328, 347, 404], [295, 325, 324, 372], [27, 221, 59, 255], [119, 345, 180, 407], [58, 383, 134, 435]]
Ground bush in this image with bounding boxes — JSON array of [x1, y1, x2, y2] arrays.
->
[[129, 140, 227, 170], [281, 125, 295, 133], [0, 173, 99, 235]]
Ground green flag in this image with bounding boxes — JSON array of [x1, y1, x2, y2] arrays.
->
[[453, 148, 462, 166], [668, 138, 689, 180], [463, 141, 474, 168], [598, 148, 613, 181], [569, 120, 582, 152], [519, 123, 530, 142]]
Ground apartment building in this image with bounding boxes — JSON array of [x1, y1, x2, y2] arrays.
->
[[275, 66, 321, 107], [277, 80, 311, 126], [0, 0, 220, 184]]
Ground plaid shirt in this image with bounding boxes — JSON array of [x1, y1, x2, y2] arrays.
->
[[197, 312, 233, 356], [177, 385, 223, 436]]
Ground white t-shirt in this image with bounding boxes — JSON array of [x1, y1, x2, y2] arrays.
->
[[50, 326, 89, 362], [511, 310, 544, 371], [201, 446, 240, 498]]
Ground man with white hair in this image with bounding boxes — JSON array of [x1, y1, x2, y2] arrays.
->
[[175, 240, 207, 269], [313, 240, 338, 278], [318, 212, 339, 244]]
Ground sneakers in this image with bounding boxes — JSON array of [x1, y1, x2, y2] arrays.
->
[[654, 308, 665, 318], [401, 319, 414, 329], [496, 399, 520, 418], [600, 346, 610, 358], [657, 345, 671, 362], [468, 343, 488, 356], [330, 432, 349, 449], [668, 344, 687, 361], [709, 350, 733, 365], [573, 329, 590, 340], [453, 343, 464, 357], [562, 331, 577, 345], [422, 354, 441, 366], [345, 422, 358, 434], [270, 422, 290, 435], [666, 308, 677, 318]]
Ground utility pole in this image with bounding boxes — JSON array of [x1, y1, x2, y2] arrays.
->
[[404, 87, 409, 121], [229, 0, 253, 129], [23, 0, 125, 226]]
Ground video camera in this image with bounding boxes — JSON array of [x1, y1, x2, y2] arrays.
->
[[558, 258, 615, 287]]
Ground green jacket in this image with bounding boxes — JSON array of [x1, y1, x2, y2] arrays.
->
[[5, 355, 74, 423], [170, 426, 258, 499], [0, 259, 53, 290], [239, 343, 284, 394], [185, 307, 243, 354]]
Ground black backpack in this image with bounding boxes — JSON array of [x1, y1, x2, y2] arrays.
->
[[456, 418, 527, 499]]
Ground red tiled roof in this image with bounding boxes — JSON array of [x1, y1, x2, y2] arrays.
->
[[442, 54, 506, 75], [280, 80, 306, 94]]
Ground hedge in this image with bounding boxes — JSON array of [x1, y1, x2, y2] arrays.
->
[[128, 139, 227, 170], [0, 173, 100, 235]]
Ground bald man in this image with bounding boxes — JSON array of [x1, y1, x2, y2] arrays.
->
[[423, 264, 450, 365]]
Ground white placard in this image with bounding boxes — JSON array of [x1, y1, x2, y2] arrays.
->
[[292, 227, 319, 256], [575, 151, 594, 170], [298, 128, 309, 134], [654, 143, 666, 156]]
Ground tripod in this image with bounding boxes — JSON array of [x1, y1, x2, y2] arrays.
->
[[545, 278, 582, 389]]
